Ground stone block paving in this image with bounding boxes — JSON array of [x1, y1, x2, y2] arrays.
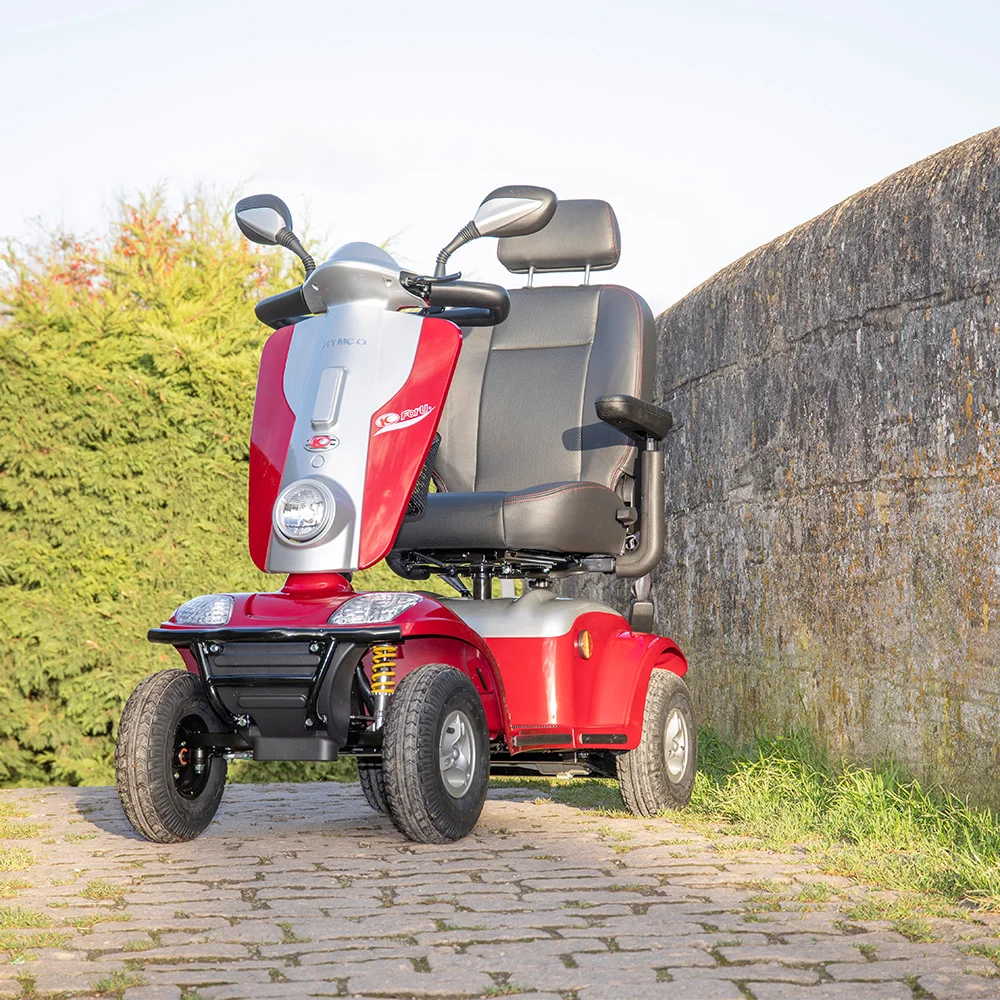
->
[[1, 783, 999, 999]]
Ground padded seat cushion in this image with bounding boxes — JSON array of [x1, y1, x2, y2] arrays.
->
[[393, 481, 625, 555]]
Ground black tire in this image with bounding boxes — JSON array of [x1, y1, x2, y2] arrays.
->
[[115, 670, 228, 843], [357, 761, 388, 813], [382, 664, 489, 843], [617, 670, 697, 816]]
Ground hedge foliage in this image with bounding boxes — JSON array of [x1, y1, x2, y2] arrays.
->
[[0, 195, 400, 785]]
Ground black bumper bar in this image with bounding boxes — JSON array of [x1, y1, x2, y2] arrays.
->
[[148, 625, 402, 760], [148, 625, 403, 647]]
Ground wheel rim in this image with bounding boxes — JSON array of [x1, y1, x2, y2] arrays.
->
[[438, 709, 476, 798], [663, 707, 690, 783], [172, 715, 211, 798]]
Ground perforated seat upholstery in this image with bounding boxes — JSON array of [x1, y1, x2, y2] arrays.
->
[[393, 200, 655, 557]]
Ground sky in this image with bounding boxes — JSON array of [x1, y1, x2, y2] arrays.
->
[[2, 0, 997, 314]]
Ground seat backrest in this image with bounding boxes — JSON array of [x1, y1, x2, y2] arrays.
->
[[433, 200, 655, 495]]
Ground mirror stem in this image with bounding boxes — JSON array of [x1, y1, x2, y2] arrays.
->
[[434, 221, 478, 277], [276, 228, 316, 277]]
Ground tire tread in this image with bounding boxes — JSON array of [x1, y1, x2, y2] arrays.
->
[[115, 670, 226, 843], [382, 664, 488, 844]]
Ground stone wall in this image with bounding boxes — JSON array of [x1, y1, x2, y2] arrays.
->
[[577, 127, 1000, 803]]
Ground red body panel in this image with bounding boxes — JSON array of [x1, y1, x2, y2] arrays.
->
[[247, 325, 296, 572], [486, 614, 686, 750], [358, 317, 462, 568], [166, 583, 684, 751]]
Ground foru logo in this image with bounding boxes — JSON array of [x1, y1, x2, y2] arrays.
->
[[322, 337, 367, 348]]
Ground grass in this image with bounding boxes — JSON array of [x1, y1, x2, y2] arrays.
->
[[0, 803, 42, 841], [0, 819, 41, 840], [0, 908, 52, 930], [62, 913, 131, 929], [693, 730, 1000, 909], [0, 849, 32, 873], [79, 879, 128, 901], [492, 727, 1000, 912], [0, 880, 31, 899], [0, 929, 71, 961], [492, 776, 631, 817], [93, 970, 146, 998], [963, 943, 1000, 972], [793, 882, 840, 903]]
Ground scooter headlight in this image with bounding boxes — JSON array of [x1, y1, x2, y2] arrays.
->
[[174, 594, 234, 626], [327, 593, 422, 625], [273, 480, 334, 543]]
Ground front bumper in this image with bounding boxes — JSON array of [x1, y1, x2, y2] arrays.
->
[[148, 625, 401, 760]]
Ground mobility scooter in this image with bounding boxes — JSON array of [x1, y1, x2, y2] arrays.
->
[[115, 186, 697, 844]]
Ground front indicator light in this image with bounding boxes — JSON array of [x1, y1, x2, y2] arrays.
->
[[174, 595, 234, 626], [328, 593, 422, 625]]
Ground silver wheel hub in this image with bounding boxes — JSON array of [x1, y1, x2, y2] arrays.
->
[[439, 709, 476, 798], [663, 707, 690, 783]]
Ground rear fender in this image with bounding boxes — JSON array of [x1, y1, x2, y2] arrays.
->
[[622, 635, 688, 741], [568, 625, 686, 749]]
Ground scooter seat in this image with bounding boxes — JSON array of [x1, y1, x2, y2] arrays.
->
[[393, 480, 625, 555], [393, 200, 654, 571]]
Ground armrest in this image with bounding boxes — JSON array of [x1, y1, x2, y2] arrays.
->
[[595, 394, 673, 443]]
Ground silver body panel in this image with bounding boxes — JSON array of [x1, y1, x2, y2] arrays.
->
[[440, 590, 625, 638], [303, 242, 423, 314], [263, 243, 427, 574]]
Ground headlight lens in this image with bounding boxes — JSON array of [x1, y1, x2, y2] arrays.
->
[[174, 594, 234, 626], [273, 480, 334, 542], [328, 593, 422, 625]]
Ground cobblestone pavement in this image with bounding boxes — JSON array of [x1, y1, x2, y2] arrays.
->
[[2, 784, 1000, 1000]]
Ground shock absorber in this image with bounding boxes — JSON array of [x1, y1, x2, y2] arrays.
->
[[370, 643, 398, 729]]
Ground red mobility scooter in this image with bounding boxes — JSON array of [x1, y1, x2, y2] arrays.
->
[[116, 187, 697, 844]]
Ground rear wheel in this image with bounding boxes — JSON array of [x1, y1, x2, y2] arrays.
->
[[115, 670, 228, 843], [383, 664, 489, 843], [357, 761, 388, 813], [617, 670, 697, 816]]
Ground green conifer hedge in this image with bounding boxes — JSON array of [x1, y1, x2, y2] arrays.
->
[[0, 196, 401, 785]]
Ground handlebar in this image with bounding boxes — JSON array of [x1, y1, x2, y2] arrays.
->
[[401, 272, 509, 327], [254, 273, 511, 331], [426, 280, 509, 326]]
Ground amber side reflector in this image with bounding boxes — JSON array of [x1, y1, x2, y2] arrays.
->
[[577, 629, 593, 659]]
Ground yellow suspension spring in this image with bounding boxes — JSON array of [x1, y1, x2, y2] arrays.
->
[[370, 644, 398, 695]]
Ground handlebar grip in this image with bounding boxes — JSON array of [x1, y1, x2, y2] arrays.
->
[[255, 286, 311, 330], [427, 281, 510, 326]]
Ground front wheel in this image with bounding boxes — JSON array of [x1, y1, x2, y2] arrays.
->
[[115, 670, 228, 843], [382, 664, 489, 843], [617, 670, 697, 816]]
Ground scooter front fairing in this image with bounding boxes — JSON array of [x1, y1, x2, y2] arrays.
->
[[248, 247, 462, 575]]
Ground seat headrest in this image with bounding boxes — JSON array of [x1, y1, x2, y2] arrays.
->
[[497, 199, 620, 275]]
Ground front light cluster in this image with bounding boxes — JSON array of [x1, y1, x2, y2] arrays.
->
[[174, 594, 234, 626], [273, 480, 335, 542], [328, 593, 422, 625]]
